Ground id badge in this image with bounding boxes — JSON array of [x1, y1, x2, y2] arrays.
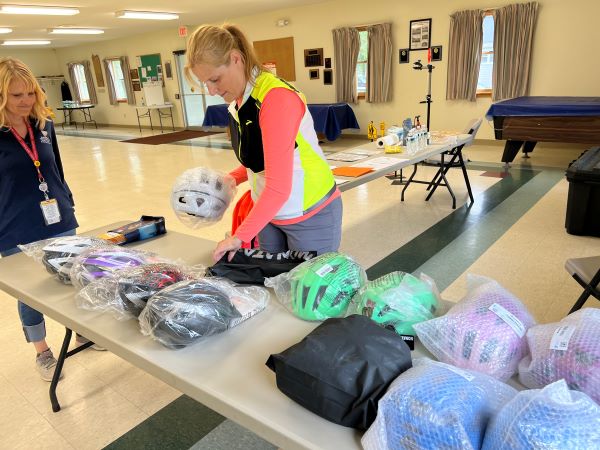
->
[[40, 198, 62, 225]]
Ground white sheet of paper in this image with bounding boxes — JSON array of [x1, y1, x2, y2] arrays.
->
[[334, 178, 350, 185], [327, 152, 367, 162], [344, 148, 380, 156]]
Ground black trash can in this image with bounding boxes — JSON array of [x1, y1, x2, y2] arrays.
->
[[565, 147, 600, 236]]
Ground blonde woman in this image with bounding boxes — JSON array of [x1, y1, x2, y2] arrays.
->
[[186, 24, 343, 262], [0, 57, 79, 380]]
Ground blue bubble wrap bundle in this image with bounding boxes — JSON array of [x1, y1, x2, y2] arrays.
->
[[518, 308, 600, 403], [362, 358, 517, 450], [482, 379, 600, 449], [414, 274, 536, 380]]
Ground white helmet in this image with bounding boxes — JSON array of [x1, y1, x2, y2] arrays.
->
[[41, 236, 105, 283], [171, 167, 236, 228]]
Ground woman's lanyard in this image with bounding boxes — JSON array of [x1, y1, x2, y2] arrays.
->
[[10, 120, 49, 200]]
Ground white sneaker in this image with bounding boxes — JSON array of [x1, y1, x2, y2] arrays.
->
[[75, 335, 106, 351], [36, 349, 64, 382]]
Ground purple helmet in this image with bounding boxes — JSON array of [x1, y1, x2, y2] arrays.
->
[[41, 236, 105, 284], [414, 275, 536, 381], [71, 247, 148, 289], [518, 308, 600, 403]]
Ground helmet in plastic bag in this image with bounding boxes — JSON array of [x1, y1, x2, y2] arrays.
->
[[71, 248, 147, 288], [290, 252, 365, 321], [171, 167, 236, 226], [41, 236, 103, 283], [143, 279, 242, 348], [117, 263, 191, 317], [355, 272, 438, 335]]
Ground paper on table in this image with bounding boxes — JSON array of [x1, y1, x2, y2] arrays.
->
[[344, 148, 380, 156], [352, 156, 407, 170], [327, 152, 368, 162], [334, 178, 350, 185]]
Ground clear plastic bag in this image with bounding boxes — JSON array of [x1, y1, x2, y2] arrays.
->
[[139, 277, 269, 349], [414, 274, 536, 380], [362, 357, 517, 450], [347, 271, 440, 336], [75, 262, 205, 320], [171, 167, 237, 228], [264, 252, 367, 321], [18, 235, 107, 284], [69, 244, 159, 290], [481, 380, 600, 450], [518, 308, 600, 403]]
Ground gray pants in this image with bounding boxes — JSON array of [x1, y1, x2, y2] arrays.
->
[[258, 197, 343, 255]]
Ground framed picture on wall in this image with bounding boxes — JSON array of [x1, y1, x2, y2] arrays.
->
[[409, 18, 431, 51]]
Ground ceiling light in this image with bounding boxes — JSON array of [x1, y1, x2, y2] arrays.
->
[[0, 5, 79, 15], [0, 27, 11, 33], [49, 28, 104, 35], [2, 40, 51, 45], [115, 10, 178, 20]]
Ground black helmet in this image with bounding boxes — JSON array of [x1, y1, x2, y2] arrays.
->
[[141, 279, 242, 349], [41, 236, 105, 283], [117, 263, 192, 317]]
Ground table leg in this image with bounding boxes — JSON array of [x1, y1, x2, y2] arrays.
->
[[158, 109, 164, 133], [50, 328, 95, 412], [425, 152, 457, 209], [136, 111, 142, 133], [170, 109, 175, 131], [400, 165, 419, 202], [501, 140, 524, 163], [522, 141, 537, 158], [149, 109, 154, 131]]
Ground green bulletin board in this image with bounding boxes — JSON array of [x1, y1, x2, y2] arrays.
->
[[137, 53, 163, 85]]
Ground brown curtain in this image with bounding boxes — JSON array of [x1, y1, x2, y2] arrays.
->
[[66, 63, 80, 103], [119, 56, 136, 105], [102, 58, 118, 105], [446, 9, 484, 101], [366, 23, 393, 103], [332, 27, 360, 103], [82, 61, 98, 104], [492, 2, 539, 101]]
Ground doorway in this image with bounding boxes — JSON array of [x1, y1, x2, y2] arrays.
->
[[173, 50, 225, 129]]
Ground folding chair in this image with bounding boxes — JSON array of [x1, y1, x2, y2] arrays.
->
[[565, 255, 600, 314]]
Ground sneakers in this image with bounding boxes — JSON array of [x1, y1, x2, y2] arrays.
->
[[75, 335, 106, 351], [36, 349, 63, 382]]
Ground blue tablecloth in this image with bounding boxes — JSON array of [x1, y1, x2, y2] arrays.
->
[[485, 96, 600, 119], [203, 102, 359, 141]]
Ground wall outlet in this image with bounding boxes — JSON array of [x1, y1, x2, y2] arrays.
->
[[175, 93, 180, 99]]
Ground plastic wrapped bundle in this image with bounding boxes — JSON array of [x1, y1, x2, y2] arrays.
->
[[362, 358, 517, 450], [18, 235, 106, 284], [171, 167, 237, 228], [518, 308, 600, 403], [482, 380, 600, 450], [76, 263, 203, 319], [348, 271, 440, 336], [414, 274, 536, 380], [265, 252, 367, 321], [69, 245, 153, 290], [139, 278, 269, 348]]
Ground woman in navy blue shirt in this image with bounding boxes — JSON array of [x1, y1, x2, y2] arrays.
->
[[0, 58, 78, 381]]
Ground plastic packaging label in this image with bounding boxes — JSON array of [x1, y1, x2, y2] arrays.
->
[[315, 264, 334, 277], [549, 325, 577, 351], [489, 303, 526, 338]]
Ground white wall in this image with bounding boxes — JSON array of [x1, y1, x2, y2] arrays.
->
[[43, 0, 600, 138]]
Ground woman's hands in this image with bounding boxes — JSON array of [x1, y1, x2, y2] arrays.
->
[[213, 235, 243, 262]]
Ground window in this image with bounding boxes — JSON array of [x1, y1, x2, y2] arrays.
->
[[107, 59, 128, 102], [356, 28, 368, 97], [72, 63, 90, 103], [477, 13, 494, 94]]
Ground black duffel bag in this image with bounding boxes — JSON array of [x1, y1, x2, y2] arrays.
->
[[266, 314, 412, 430], [206, 249, 315, 285]]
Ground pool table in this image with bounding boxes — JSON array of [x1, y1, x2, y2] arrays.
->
[[485, 96, 600, 163]]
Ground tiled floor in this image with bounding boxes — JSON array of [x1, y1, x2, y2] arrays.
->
[[0, 125, 598, 449]]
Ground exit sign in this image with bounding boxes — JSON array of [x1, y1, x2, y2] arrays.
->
[[178, 26, 188, 37]]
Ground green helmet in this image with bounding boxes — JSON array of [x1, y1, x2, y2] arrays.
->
[[290, 252, 366, 321], [353, 271, 439, 335]]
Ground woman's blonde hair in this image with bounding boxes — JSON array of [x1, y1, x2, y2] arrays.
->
[[185, 23, 265, 87], [0, 57, 51, 130]]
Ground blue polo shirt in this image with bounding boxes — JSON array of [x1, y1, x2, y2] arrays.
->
[[0, 119, 78, 252]]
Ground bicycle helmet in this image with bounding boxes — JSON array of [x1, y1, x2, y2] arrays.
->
[[518, 308, 600, 403], [290, 252, 366, 321], [414, 275, 536, 381], [353, 272, 439, 335], [117, 263, 193, 317], [140, 279, 242, 348], [171, 167, 236, 228], [41, 236, 105, 283], [481, 380, 600, 450], [70, 247, 148, 289]]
